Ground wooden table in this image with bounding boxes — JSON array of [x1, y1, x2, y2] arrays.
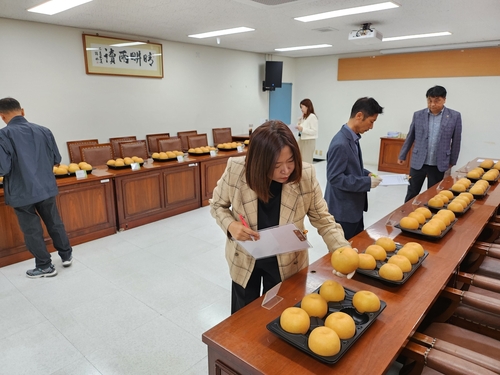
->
[[0, 171, 117, 267], [202, 159, 500, 375]]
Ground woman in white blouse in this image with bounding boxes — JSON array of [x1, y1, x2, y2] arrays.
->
[[296, 98, 318, 164]]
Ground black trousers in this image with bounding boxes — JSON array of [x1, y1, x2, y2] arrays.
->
[[337, 218, 364, 241], [405, 165, 445, 202], [13, 196, 72, 269], [231, 256, 281, 314]]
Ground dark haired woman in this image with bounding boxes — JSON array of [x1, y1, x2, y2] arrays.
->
[[210, 120, 349, 314], [296, 98, 318, 164]]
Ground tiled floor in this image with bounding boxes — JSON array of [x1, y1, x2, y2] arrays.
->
[[0, 161, 409, 375]]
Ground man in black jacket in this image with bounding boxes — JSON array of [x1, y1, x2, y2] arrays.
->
[[0, 97, 73, 278]]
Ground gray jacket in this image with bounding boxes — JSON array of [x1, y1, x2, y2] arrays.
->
[[0, 116, 61, 207], [399, 107, 462, 172]]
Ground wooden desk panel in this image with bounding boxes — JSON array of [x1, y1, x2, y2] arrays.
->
[[378, 137, 411, 174], [202, 172, 498, 375], [195, 149, 246, 206], [112, 159, 201, 230]]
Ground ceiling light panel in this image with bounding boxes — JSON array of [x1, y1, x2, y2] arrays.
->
[[295, 1, 399, 22], [383, 31, 452, 42], [28, 0, 93, 15], [275, 44, 332, 52], [188, 27, 255, 39]]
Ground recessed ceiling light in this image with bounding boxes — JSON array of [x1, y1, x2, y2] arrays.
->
[[28, 0, 92, 15], [275, 44, 332, 52], [188, 27, 255, 39], [383, 31, 452, 42], [110, 42, 147, 47], [295, 1, 399, 23]]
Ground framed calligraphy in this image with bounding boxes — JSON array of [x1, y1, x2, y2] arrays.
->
[[83, 34, 163, 78]]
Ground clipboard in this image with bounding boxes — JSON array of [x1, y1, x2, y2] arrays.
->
[[235, 223, 312, 259], [379, 174, 410, 186]]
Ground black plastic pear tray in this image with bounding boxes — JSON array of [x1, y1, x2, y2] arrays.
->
[[449, 183, 490, 199], [465, 174, 499, 184], [425, 198, 475, 216], [107, 162, 144, 169], [54, 172, 76, 178], [152, 157, 178, 162], [356, 243, 429, 285], [188, 151, 211, 156], [395, 218, 458, 240], [266, 286, 386, 364]]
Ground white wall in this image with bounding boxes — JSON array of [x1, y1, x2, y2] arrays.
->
[[2, 18, 498, 169], [0, 18, 279, 161], [294, 55, 500, 170]]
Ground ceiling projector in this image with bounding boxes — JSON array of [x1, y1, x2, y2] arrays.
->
[[348, 28, 383, 45]]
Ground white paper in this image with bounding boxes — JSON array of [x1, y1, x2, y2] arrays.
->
[[379, 174, 410, 186], [235, 223, 312, 259]]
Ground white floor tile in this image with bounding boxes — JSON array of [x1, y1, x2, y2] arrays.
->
[[0, 320, 83, 375], [87, 316, 207, 375]]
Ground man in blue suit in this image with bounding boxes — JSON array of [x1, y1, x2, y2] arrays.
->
[[398, 86, 462, 202], [324, 97, 383, 240]]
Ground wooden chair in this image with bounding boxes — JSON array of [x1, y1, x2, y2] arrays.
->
[[119, 140, 148, 159], [177, 130, 197, 152], [187, 133, 208, 149], [67, 139, 99, 163], [79, 143, 113, 166], [158, 137, 182, 152], [110, 136, 137, 158], [212, 127, 232, 145], [146, 133, 170, 155]]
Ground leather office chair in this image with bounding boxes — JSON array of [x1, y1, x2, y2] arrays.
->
[[212, 127, 232, 145], [67, 139, 99, 163], [79, 143, 113, 166], [158, 137, 182, 152], [187, 133, 208, 149], [146, 133, 170, 155], [110, 136, 137, 158], [402, 326, 500, 375], [177, 130, 197, 152], [119, 140, 148, 159]]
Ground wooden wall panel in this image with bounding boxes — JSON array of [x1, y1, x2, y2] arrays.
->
[[338, 47, 500, 81]]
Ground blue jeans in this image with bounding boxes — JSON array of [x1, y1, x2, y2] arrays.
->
[[13, 196, 72, 269]]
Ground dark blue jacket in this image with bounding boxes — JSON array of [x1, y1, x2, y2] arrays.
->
[[324, 125, 371, 223], [0, 116, 61, 207]]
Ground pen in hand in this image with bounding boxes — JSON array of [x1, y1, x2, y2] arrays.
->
[[239, 214, 255, 241]]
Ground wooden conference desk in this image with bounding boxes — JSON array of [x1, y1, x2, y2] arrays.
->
[[202, 159, 500, 375], [0, 171, 116, 267]]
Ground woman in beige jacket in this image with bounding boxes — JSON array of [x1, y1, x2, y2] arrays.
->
[[210, 120, 349, 314]]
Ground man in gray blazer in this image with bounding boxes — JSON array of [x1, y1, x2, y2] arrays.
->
[[398, 86, 462, 202], [324, 97, 383, 240]]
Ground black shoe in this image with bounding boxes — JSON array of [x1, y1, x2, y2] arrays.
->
[[62, 256, 73, 268], [26, 265, 57, 278]]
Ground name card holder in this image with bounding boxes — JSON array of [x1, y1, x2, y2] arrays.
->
[[75, 170, 87, 180], [261, 282, 283, 310]]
